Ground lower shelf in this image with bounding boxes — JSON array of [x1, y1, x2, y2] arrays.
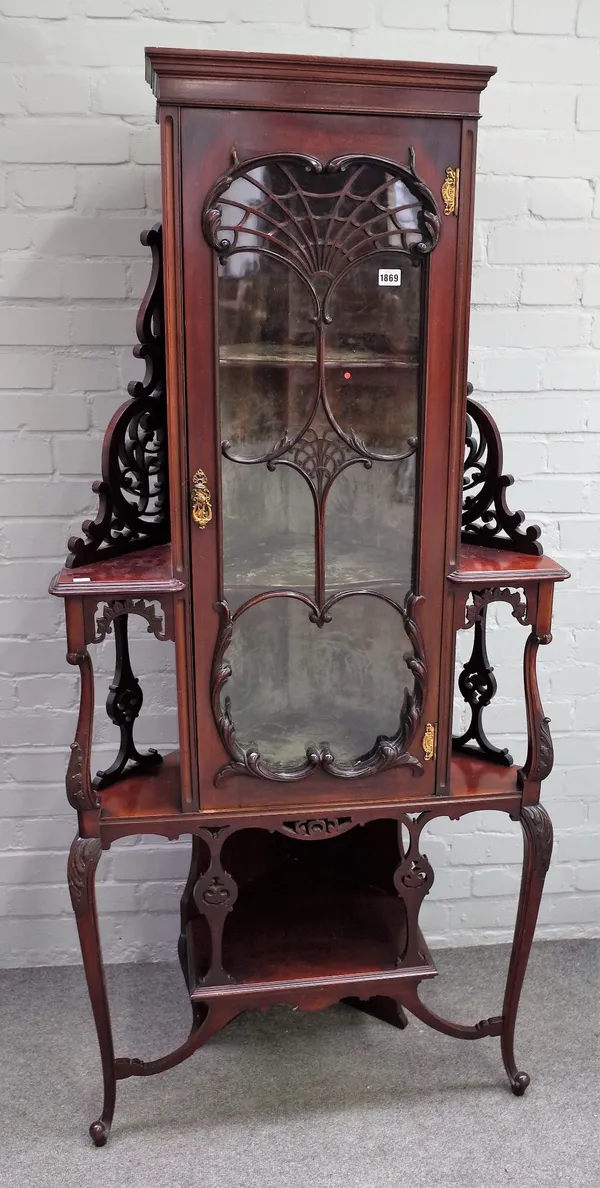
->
[[188, 869, 437, 1000]]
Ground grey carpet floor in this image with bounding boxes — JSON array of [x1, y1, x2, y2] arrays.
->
[[0, 939, 598, 1188]]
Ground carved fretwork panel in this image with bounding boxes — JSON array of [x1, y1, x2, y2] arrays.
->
[[463, 390, 542, 556], [203, 148, 441, 281], [66, 225, 169, 568], [210, 592, 426, 786]]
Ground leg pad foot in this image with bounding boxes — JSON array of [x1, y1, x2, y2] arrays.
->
[[89, 1119, 111, 1147], [510, 1071, 530, 1096]]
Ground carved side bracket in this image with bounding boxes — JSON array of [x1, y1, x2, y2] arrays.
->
[[453, 606, 513, 767], [519, 630, 554, 787], [66, 224, 169, 568], [464, 587, 531, 629], [89, 597, 172, 644], [66, 648, 99, 812], [68, 836, 102, 917], [193, 828, 237, 988], [393, 814, 434, 967], [454, 586, 534, 768], [463, 390, 542, 556]]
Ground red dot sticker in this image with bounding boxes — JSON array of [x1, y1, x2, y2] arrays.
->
[[343, 371, 351, 380]]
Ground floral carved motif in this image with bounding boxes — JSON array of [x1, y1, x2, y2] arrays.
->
[[280, 817, 354, 840]]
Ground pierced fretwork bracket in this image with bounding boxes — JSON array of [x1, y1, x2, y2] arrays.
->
[[453, 587, 533, 768], [66, 224, 169, 569], [463, 387, 542, 556], [87, 598, 173, 792]]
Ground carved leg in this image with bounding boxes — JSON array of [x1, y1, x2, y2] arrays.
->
[[94, 613, 162, 791], [453, 605, 512, 766], [501, 804, 553, 1095], [393, 815, 434, 967], [68, 835, 116, 1147], [343, 996, 409, 1029], [193, 828, 238, 987]]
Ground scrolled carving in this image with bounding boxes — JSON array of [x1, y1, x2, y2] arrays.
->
[[280, 817, 354, 840], [201, 876, 231, 906], [464, 587, 530, 629], [521, 804, 553, 879], [453, 608, 513, 766], [93, 598, 168, 643], [519, 629, 554, 787], [66, 224, 169, 568], [463, 393, 542, 556], [68, 836, 102, 916], [202, 147, 440, 283], [537, 717, 554, 782], [93, 613, 162, 791], [211, 591, 425, 785], [66, 648, 98, 812]]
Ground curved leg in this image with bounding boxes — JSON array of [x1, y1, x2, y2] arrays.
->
[[400, 983, 503, 1040], [68, 835, 116, 1147], [115, 1002, 239, 1078], [343, 995, 409, 1030], [501, 804, 553, 1095]]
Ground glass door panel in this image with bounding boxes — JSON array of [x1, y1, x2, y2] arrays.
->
[[208, 150, 439, 785]]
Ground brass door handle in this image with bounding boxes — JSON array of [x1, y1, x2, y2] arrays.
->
[[191, 468, 212, 529]]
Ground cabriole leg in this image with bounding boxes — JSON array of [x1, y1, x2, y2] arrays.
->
[[501, 804, 553, 1095], [68, 835, 116, 1146]]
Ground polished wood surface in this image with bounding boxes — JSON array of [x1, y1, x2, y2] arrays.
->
[[453, 543, 570, 584], [50, 48, 565, 1144], [50, 544, 184, 598]]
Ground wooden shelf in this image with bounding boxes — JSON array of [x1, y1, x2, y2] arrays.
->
[[97, 749, 521, 833], [220, 343, 418, 367], [188, 870, 436, 999], [224, 529, 412, 595], [49, 544, 184, 599], [452, 543, 570, 585]]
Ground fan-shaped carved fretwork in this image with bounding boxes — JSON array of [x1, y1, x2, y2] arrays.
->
[[463, 389, 542, 556], [203, 148, 441, 286], [210, 591, 426, 786], [214, 149, 436, 473], [66, 225, 169, 568]]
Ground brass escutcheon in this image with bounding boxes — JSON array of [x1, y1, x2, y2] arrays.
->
[[422, 722, 435, 761], [191, 468, 212, 529]]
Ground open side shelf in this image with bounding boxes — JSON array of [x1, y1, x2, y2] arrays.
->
[[96, 750, 522, 838]]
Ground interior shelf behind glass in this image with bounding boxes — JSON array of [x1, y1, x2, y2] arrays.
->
[[220, 343, 418, 367]]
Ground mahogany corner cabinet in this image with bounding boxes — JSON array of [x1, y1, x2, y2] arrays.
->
[[49, 49, 569, 1145]]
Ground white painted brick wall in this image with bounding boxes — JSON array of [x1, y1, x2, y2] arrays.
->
[[0, 1, 599, 968]]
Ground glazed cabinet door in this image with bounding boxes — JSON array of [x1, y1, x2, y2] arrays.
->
[[180, 108, 462, 810]]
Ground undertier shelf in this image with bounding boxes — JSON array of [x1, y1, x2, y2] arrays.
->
[[187, 870, 437, 999]]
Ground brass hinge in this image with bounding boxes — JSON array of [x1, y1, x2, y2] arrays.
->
[[422, 723, 436, 762], [441, 166, 459, 216]]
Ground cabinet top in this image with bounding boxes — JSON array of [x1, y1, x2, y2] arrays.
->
[[145, 48, 496, 118]]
